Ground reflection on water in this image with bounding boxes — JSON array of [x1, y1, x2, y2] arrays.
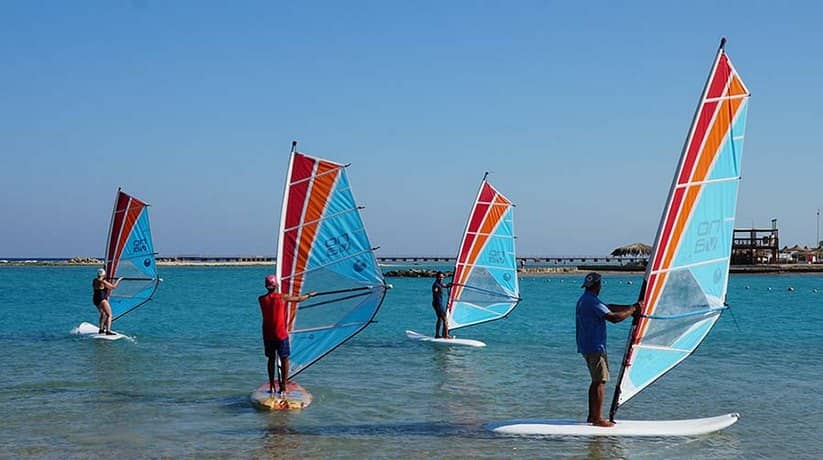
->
[[262, 415, 305, 459], [431, 345, 485, 422], [581, 437, 625, 460]]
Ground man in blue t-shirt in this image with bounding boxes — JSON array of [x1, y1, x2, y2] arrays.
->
[[576, 272, 641, 427], [432, 272, 453, 338]]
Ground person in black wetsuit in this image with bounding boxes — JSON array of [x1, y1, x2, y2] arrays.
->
[[92, 268, 122, 335], [431, 272, 453, 338]]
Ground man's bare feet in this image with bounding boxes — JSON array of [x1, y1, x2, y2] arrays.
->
[[591, 419, 615, 428]]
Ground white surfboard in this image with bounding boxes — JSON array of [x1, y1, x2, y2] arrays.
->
[[487, 413, 739, 437], [405, 330, 486, 347], [72, 322, 128, 341]]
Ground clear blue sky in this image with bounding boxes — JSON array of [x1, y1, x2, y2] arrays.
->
[[1, 1, 821, 258]]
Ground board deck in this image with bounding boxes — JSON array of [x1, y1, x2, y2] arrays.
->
[[72, 322, 127, 341], [487, 413, 739, 437], [405, 330, 486, 347], [250, 381, 313, 410]]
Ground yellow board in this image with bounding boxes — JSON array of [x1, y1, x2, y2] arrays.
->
[[250, 381, 312, 410]]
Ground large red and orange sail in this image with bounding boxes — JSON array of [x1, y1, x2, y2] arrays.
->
[[102, 188, 159, 320], [447, 174, 520, 331], [276, 143, 388, 377], [610, 39, 750, 419]]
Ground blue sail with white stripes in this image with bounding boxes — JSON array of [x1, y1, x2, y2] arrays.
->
[[610, 41, 750, 416], [447, 178, 520, 331], [104, 189, 160, 321], [277, 150, 389, 377]]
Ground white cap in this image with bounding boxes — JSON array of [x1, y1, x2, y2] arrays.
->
[[97, 268, 106, 277]]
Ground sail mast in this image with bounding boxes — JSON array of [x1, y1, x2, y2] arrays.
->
[[276, 140, 298, 290], [103, 187, 121, 276]]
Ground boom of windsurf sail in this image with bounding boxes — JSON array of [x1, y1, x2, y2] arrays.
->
[[447, 173, 520, 331], [104, 188, 160, 321], [277, 142, 388, 378], [609, 38, 750, 421]]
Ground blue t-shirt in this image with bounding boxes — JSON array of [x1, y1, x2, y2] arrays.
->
[[576, 290, 610, 354]]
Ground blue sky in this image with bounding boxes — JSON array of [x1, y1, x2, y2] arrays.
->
[[1, 1, 821, 258]]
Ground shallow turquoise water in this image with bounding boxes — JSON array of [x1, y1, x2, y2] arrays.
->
[[1, 266, 821, 458]]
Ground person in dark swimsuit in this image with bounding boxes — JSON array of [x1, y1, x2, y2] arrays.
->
[[432, 272, 453, 338], [93, 268, 122, 335]]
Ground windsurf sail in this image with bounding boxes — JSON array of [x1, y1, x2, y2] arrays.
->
[[447, 173, 520, 331], [103, 188, 160, 321], [609, 38, 750, 420], [277, 142, 389, 377]]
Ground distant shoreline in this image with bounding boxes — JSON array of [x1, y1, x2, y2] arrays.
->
[[2, 258, 823, 274]]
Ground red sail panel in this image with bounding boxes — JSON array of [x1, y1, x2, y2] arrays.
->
[[277, 152, 344, 332], [105, 192, 146, 277], [280, 153, 316, 304], [105, 192, 130, 276]]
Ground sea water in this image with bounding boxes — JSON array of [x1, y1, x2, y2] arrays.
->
[[0, 266, 821, 459]]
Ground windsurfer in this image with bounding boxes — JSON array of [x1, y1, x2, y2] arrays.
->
[[575, 272, 641, 427], [259, 275, 316, 395], [92, 268, 122, 335], [432, 272, 453, 338]]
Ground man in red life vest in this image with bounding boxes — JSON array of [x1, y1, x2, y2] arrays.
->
[[259, 275, 316, 395]]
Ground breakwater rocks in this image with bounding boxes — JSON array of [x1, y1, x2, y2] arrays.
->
[[519, 267, 578, 274], [383, 267, 579, 277], [68, 257, 102, 264]]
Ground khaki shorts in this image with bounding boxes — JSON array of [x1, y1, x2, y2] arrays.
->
[[584, 352, 609, 383]]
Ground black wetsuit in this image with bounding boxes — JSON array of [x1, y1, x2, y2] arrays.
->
[[432, 280, 447, 317], [92, 279, 108, 306]]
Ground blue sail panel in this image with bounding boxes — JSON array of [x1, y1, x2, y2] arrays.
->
[[672, 180, 738, 270], [624, 315, 718, 398]]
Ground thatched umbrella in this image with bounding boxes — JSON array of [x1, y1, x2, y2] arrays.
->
[[787, 244, 809, 253], [610, 242, 652, 257]]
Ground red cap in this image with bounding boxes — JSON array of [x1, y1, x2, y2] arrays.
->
[[264, 275, 278, 288]]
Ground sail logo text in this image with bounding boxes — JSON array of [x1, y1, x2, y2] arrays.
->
[[132, 239, 148, 253], [325, 234, 351, 256], [694, 219, 722, 254], [486, 249, 505, 265]]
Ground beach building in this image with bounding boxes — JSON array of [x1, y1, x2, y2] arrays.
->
[[732, 220, 779, 265]]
